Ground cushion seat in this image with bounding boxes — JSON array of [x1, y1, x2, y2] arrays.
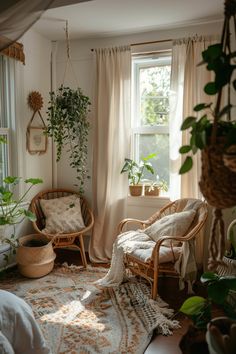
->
[[128, 245, 182, 263]]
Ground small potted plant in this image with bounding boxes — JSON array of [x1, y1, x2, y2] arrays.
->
[[179, 272, 236, 354], [120, 153, 156, 196], [144, 177, 168, 196]]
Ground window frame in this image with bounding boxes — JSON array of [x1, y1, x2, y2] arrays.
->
[[131, 52, 172, 185], [0, 55, 16, 183]]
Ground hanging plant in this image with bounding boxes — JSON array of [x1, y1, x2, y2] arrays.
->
[[46, 85, 91, 193], [178, 0, 236, 269]]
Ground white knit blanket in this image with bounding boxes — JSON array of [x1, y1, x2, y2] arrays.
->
[[96, 230, 153, 287]]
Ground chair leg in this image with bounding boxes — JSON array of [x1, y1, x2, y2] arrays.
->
[[152, 267, 159, 300], [78, 234, 87, 268]]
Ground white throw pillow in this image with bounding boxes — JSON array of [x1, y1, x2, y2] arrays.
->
[[40, 194, 85, 234], [144, 209, 196, 243]]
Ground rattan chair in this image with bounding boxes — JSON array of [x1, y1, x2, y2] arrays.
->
[[30, 189, 94, 268], [118, 198, 208, 299]]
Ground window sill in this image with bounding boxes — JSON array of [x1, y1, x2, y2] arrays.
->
[[127, 195, 170, 207]]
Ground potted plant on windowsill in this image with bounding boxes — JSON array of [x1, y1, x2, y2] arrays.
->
[[179, 272, 236, 354], [178, 0, 236, 268], [121, 153, 156, 196], [46, 85, 91, 193], [144, 177, 168, 196]]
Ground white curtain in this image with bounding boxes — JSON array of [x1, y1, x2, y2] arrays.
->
[[89, 46, 131, 262], [169, 36, 218, 265], [169, 36, 218, 201]]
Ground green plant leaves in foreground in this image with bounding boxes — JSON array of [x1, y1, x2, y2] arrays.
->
[[179, 156, 193, 174], [179, 296, 206, 315]]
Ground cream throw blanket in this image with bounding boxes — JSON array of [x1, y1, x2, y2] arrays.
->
[[96, 229, 197, 293], [96, 200, 202, 294], [96, 230, 152, 287]]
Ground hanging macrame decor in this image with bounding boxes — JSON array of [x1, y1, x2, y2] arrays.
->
[[26, 91, 48, 155]]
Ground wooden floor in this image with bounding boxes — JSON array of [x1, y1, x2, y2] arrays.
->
[[55, 248, 206, 354]]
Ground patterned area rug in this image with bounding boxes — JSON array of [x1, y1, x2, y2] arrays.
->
[[0, 264, 179, 354]]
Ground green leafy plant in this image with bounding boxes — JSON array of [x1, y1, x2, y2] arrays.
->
[[121, 153, 156, 185], [0, 177, 42, 225], [179, 1, 236, 174], [46, 85, 91, 193], [0, 176, 43, 265], [180, 272, 236, 330]]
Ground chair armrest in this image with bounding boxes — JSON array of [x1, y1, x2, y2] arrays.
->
[[151, 235, 185, 264], [117, 218, 151, 234]]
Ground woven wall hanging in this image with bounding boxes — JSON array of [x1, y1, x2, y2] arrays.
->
[[26, 91, 47, 155]]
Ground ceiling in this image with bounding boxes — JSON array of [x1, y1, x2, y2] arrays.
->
[[33, 0, 224, 41]]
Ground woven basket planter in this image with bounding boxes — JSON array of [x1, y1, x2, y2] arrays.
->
[[199, 141, 236, 209], [144, 185, 160, 196], [129, 185, 143, 196], [223, 145, 236, 173], [17, 234, 56, 278]]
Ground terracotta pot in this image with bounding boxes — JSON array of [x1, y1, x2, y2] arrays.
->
[[129, 185, 143, 196], [16, 234, 56, 278], [144, 185, 160, 196]]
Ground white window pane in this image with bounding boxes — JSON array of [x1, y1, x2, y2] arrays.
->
[[139, 65, 171, 126], [136, 134, 169, 186]]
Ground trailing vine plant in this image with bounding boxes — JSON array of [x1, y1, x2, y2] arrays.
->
[[46, 85, 91, 193]]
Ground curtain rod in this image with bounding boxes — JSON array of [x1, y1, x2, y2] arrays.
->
[[90, 38, 172, 51]]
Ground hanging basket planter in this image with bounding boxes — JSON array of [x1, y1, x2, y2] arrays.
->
[[199, 140, 236, 209], [223, 144, 236, 173]]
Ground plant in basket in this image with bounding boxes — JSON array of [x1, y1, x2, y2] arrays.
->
[[178, 0, 236, 268]]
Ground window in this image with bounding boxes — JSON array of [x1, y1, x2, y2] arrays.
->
[[0, 55, 16, 183], [131, 53, 171, 188]]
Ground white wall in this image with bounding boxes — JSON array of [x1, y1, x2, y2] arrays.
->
[[21, 29, 53, 197]]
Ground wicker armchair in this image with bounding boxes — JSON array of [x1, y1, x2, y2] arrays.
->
[[30, 189, 94, 268], [118, 198, 208, 299]]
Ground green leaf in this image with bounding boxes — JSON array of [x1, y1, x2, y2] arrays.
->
[[179, 156, 193, 174], [204, 82, 218, 95], [217, 104, 232, 119], [142, 153, 157, 161], [24, 178, 43, 185], [202, 44, 222, 62], [195, 132, 205, 149], [179, 296, 206, 315], [193, 103, 212, 112], [207, 281, 229, 304], [23, 210, 37, 222], [181, 117, 197, 130], [201, 272, 219, 283], [4, 176, 20, 185], [179, 145, 192, 154]]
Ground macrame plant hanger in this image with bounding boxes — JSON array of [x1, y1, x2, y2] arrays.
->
[[62, 20, 79, 87]]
